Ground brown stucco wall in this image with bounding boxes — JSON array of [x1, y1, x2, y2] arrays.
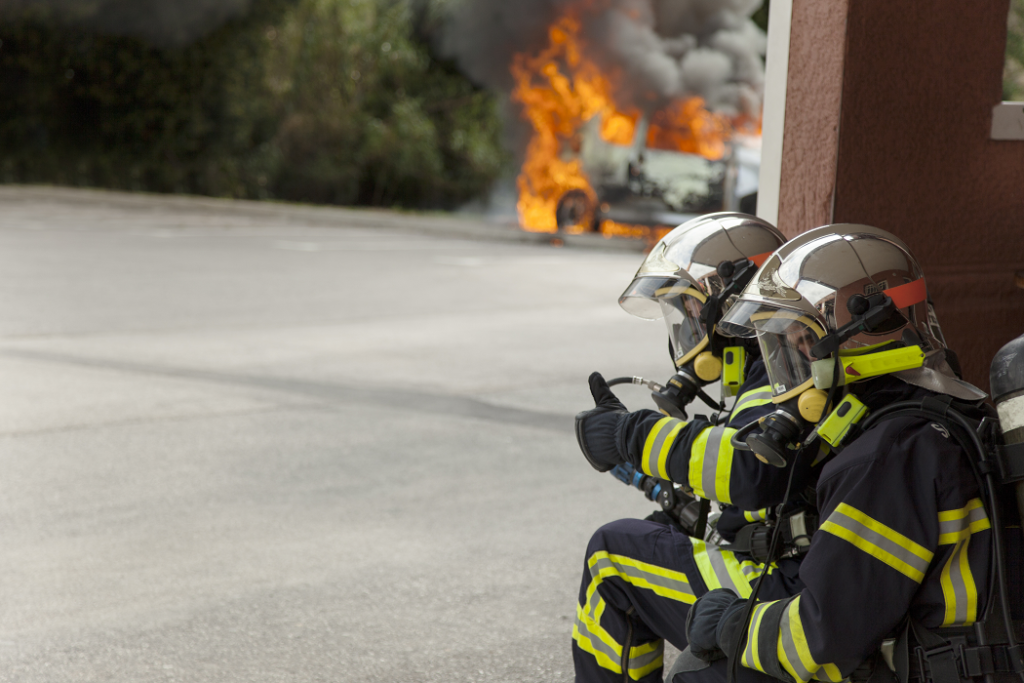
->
[[776, 0, 849, 237], [780, 0, 1024, 389]]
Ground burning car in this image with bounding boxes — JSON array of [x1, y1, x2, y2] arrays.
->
[[553, 112, 761, 234], [506, 10, 765, 240]]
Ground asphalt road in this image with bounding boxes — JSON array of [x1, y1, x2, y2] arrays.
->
[[0, 188, 681, 682]]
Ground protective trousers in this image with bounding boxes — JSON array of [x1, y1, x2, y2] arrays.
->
[[572, 518, 800, 683]]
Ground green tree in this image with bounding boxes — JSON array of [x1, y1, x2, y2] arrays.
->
[[1005, 0, 1024, 101], [0, 0, 508, 208]]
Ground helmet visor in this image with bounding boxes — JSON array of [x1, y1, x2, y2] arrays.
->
[[721, 301, 827, 397], [619, 275, 680, 320], [620, 276, 709, 361]]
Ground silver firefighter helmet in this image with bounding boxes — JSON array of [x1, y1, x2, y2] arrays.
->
[[619, 212, 786, 368]]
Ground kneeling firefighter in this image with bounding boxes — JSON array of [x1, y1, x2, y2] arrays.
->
[[608, 212, 809, 540], [573, 215, 832, 682], [676, 225, 1024, 683]]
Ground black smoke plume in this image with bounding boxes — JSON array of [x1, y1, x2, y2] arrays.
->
[[440, 0, 766, 117]]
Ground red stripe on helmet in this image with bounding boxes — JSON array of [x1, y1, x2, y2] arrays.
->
[[883, 278, 927, 309], [749, 250, 773, 267]]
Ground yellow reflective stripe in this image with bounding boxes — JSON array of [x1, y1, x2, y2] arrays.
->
[[938, 498, 985, 522], [587, 551, 697, 604], [574, 602, 622, 673], [712, 428, 735, 503], [815, 663, 844, 682], [783, 595, 820, 682], [628, 640, 665, 680], [819, 503, 934, 583], [689, 427, 709, 497], [688, 426, 735, 503], [744, 508, 769, 523], [742, 601, 772, 671], [740, 558, 773, 581], [730, 386, 773, 422], [940, 536, 979, 626], [692, 540, 753, 598], [576, 557, 673, 678], [777, 627, 802, 683], [960, 539, 979, 624], [816, 664, 843, 682], [940, 543, 956, 626], [938, 498, 991, 544], [778, 597, 841, 682], [642, 417, 685, 479]]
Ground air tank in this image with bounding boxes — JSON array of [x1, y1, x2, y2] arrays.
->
[[990, 333, 1024, 527]]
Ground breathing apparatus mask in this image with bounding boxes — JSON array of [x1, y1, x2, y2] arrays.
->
[[618, 213, 786, 419], [718, 226, 943, 467]]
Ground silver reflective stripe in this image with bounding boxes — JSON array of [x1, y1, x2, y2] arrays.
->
[[587, 585, 602, 617], [828, 509, 931, 578], [628, 642, 664, 672], [745, 509, 769, 522], [700, 427, 727, 500], [589, 557, 695, 600], [732, 390, 772, 418], [704, 544, 744, 595], [648, 419, 683, 478], [744, 602, 769, 668], [938, 505, 988, 538], [742, 562, 766, 578], [780, 600, 813, 682], [948, 539, 969, 624], [575, 611, 621, 663]]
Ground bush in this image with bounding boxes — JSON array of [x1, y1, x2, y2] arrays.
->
[[0, 0, 508, 208]]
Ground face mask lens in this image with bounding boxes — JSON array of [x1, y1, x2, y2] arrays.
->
[[659, 292, 706, 363], [750, 311, 824, 397]]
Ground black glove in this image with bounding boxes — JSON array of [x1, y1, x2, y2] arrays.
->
[[574, 372, 628, 472], [685, 588, 743, 662]]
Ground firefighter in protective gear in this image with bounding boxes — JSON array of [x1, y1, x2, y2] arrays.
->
[[573, 215, 827, 682], [673, 225, 993, 683]]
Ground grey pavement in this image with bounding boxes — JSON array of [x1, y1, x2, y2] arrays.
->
[[0, 187, 680, 682]]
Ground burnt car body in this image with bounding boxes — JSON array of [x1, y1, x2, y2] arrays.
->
[[554, 115, 760, 232]]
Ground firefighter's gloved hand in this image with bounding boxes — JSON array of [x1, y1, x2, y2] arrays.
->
[[575, 372, 628, 472], [686, 589, 743, 662]]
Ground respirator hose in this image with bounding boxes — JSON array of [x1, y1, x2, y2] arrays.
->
[[727, 452, 801, 683], [728, 354, 840, 683]]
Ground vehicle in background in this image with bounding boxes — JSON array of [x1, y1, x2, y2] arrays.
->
[[554, 114, 760, 233]]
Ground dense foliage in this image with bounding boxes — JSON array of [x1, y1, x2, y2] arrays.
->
[[0, 0, 508, 208]]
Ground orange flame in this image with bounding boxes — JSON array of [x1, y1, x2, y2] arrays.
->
[[645, 99, 727, 158], [510, 5, 734, 234], [599, 219, 672, 243]]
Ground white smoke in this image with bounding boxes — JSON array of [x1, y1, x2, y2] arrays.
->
[[442, 0, 766, 117]]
